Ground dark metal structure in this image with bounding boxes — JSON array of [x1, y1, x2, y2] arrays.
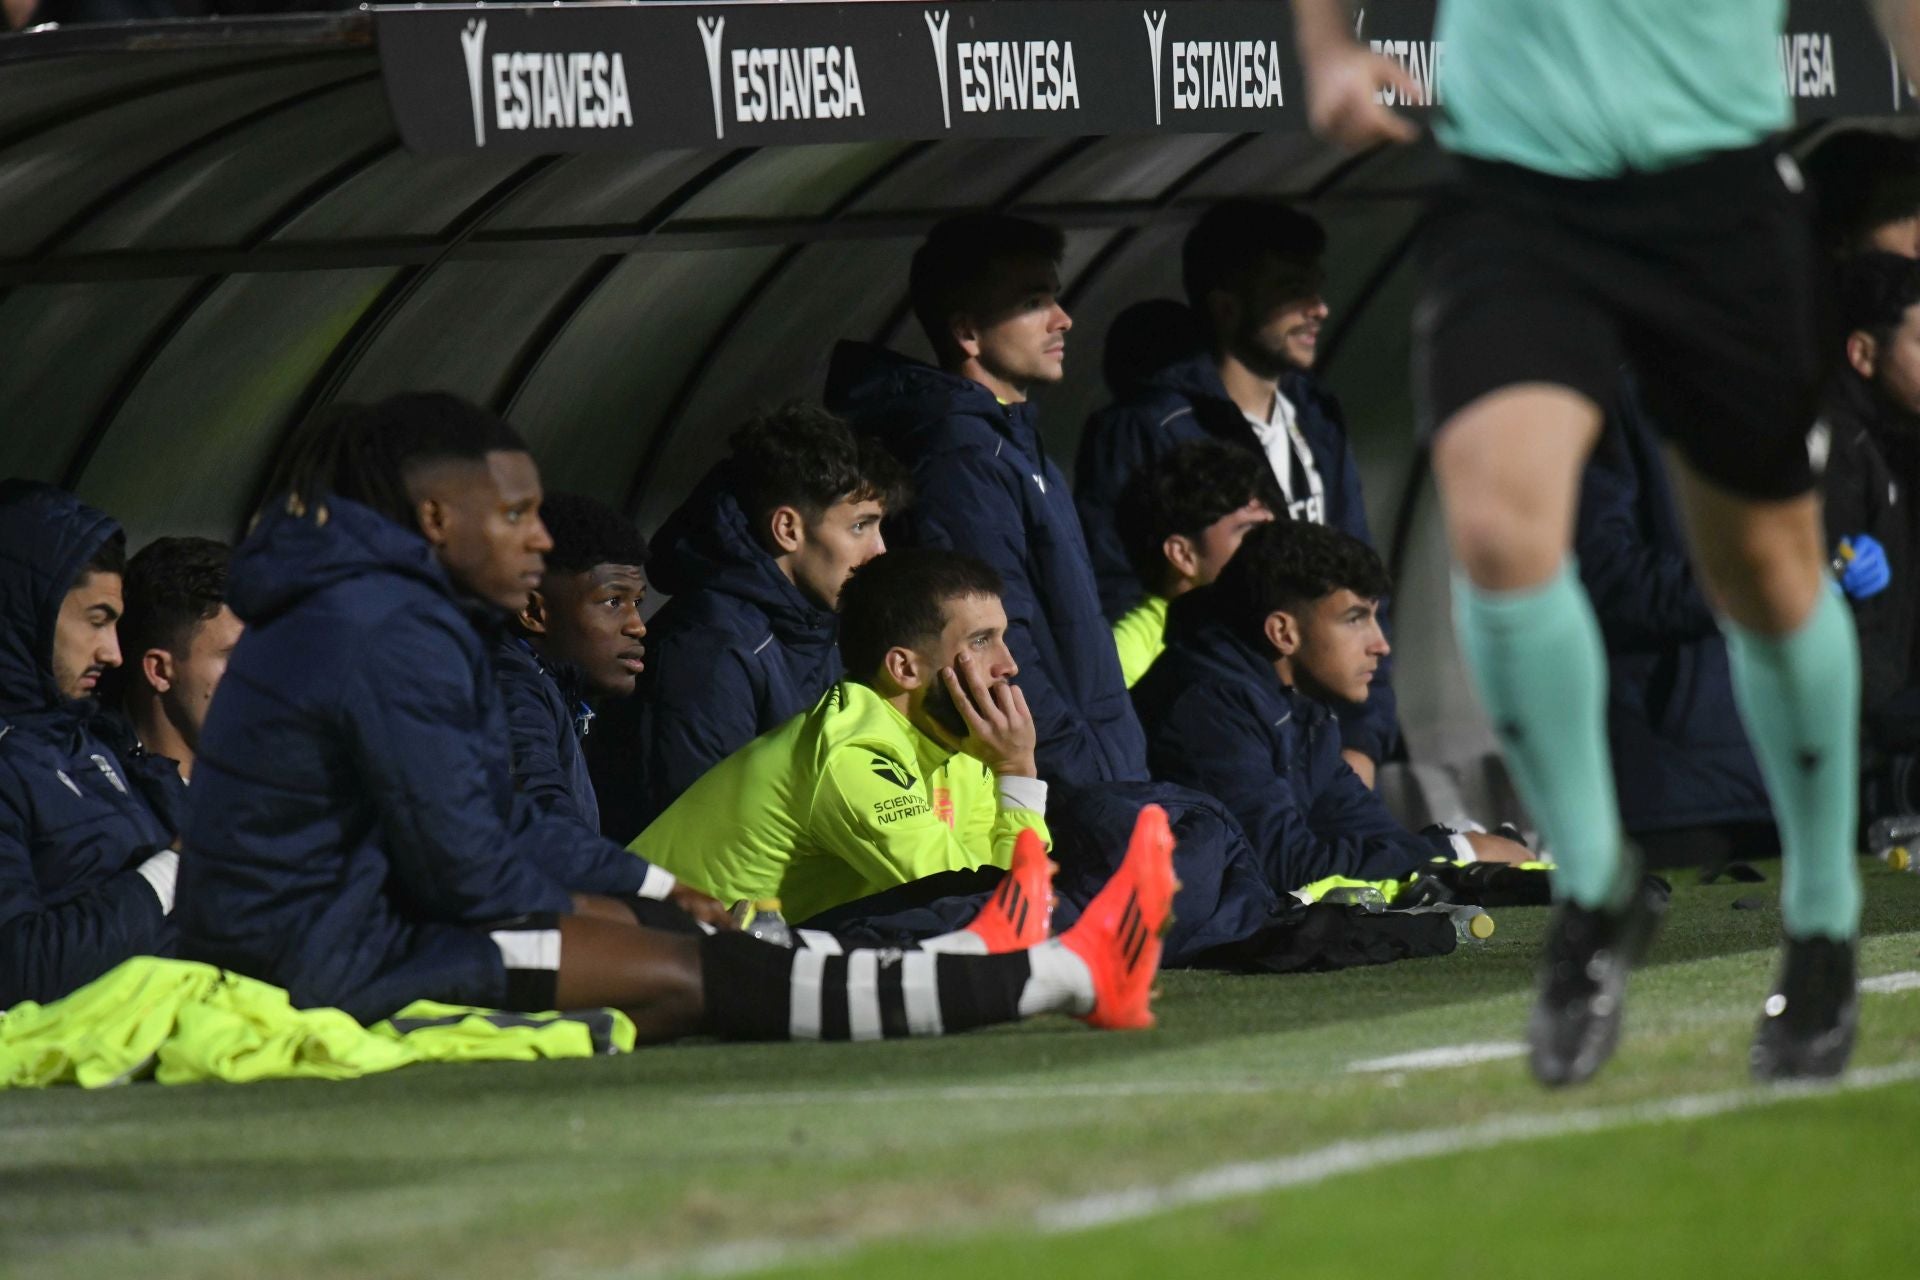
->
[[0, 1, 1904, 760]]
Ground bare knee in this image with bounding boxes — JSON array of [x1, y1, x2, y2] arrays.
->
[[1440, 490, 1566, 588], [1432, 387, 1602, 590], [1671, 473, 1826, 635]]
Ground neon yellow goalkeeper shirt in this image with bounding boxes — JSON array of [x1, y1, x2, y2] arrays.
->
[[629, 680, 1049, 923], [1112, 594, 1169, 689]]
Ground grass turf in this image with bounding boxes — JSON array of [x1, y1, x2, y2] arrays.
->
[[4, 860, 1918, 1280]]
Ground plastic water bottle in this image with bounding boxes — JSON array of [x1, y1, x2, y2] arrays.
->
[[1449, 906, 1495, 941], [730, 899, 795, 947], [1397, 903, 1496, 940], [1319, 885, 1388, 913], [1866, 816, 1920, 872]]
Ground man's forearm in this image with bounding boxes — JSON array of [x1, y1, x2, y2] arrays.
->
[[1872, 0, 1920, 84], [1293, 0, 1358, 59]]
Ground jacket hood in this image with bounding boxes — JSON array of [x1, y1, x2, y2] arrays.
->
[[1140, 352, 1236, 407], [0, 479, 122, 716], [227, 494, 457, 627], [824, 340, 1039, 452], [1139, 352, 1329, 417], [648, 465, 838, 642], [1161, 589, 1278, 687]]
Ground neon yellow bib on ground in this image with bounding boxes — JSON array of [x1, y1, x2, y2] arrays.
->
[[0, 958, 633, 1088], [630, 681, 1048, 923]]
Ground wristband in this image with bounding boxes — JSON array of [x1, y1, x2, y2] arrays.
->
[[996, 774, 1048, 816], [638, 862, 676, 900], [136, 849, 180, 914]]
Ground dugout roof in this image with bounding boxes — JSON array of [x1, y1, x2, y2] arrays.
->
[[0, 0, 1908, 763]]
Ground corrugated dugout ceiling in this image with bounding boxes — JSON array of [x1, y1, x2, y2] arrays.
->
[[0, 0, 1909, 760]]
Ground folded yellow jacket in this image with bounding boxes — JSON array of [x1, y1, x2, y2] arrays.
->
[[0, 957, 634, 1088]]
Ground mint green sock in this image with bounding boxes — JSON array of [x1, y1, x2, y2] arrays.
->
[[1453, 564, 1624, 910], [1722, 590, 1862, 941]]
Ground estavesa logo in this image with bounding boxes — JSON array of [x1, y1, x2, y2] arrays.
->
[[1779, 31, 1838, 100], [1354, 9, 1441, 108], [923, 8, 1080, 128], [458, 17, 634, 147], [1889, 43, 1918, 111], [697, 14, 867, 140], [1142, 8, 1284, 126]]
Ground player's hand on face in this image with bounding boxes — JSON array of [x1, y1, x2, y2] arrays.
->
[[1304, 42, 1422, 150], [943, 650, 1038, 778], [667, 884, 737, 930]]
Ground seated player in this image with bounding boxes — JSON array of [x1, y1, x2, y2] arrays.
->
[[496, 490, 647, 832], [1111, 438, 1278, 687], [1074, 198, 1397, 784], [493, 491, 727, 925], [1134, 521, 1529, 896], [1823, 253, 1920, 802], [177, 394, 1172, 1039], [826, 213, 1149, 788], [0, 481, 185, 1007], [1804, 128, 1920, 261], [117, 536, 242, 782], [633, 549, 1050, 925], [588, 403, 907, 840]]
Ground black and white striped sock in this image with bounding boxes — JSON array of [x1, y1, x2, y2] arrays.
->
[[699, 933, 1087, 1041]]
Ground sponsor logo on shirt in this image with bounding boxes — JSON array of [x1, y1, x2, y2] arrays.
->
[[933, 786, 956, 829], [1142, 8, 1284, 126], [1779, 32, 1838, 100], [1289, 493, 1328, 525], [458, 17, 635, 146], [924, 8, 1080, 127], [697, 15, 867, 140], [871, 756, 918, 790], [873, 794, 932, 824]]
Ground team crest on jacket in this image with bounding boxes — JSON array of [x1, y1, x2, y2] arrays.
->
[[870, 756, 917, 790]]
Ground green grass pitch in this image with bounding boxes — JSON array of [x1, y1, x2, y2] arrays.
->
[[6, 861, 1919, 1279]]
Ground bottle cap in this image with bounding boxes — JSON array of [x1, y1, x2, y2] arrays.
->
[[1467, 911, 1496, 940], [753, 897, 784, 913], [1890, 847, 1912, 873]]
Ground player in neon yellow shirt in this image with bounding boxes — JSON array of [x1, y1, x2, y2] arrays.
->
[[633, 549, 1052, 924], [1112, 439, 1277, 688]]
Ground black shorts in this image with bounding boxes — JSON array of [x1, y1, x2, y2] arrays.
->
[[1415, 143, 1822, 500]]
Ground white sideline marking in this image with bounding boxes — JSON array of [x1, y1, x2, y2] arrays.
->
[[657, 1061, 1920, 1278], [1347, 1042, 1525, 1074], [699, 1080, 1277, 1108], [698, 970, 1920, 1109], [1034, 1061, 1920, 1233], [1862, 970, 1920, 995]]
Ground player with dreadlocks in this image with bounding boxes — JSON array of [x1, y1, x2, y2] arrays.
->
[[175, 391, 1174, 1041]]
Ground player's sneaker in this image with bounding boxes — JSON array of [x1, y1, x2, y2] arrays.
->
[[1061, 804, 1178, 1030], [1528, 870, 1667, 1087], [963, 827, 1056, 953], [1750, 934, 1858, 1082]]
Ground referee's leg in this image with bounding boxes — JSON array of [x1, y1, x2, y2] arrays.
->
[[1669, 462, 1862, 1079], [1431, 383, 1627, 910]]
